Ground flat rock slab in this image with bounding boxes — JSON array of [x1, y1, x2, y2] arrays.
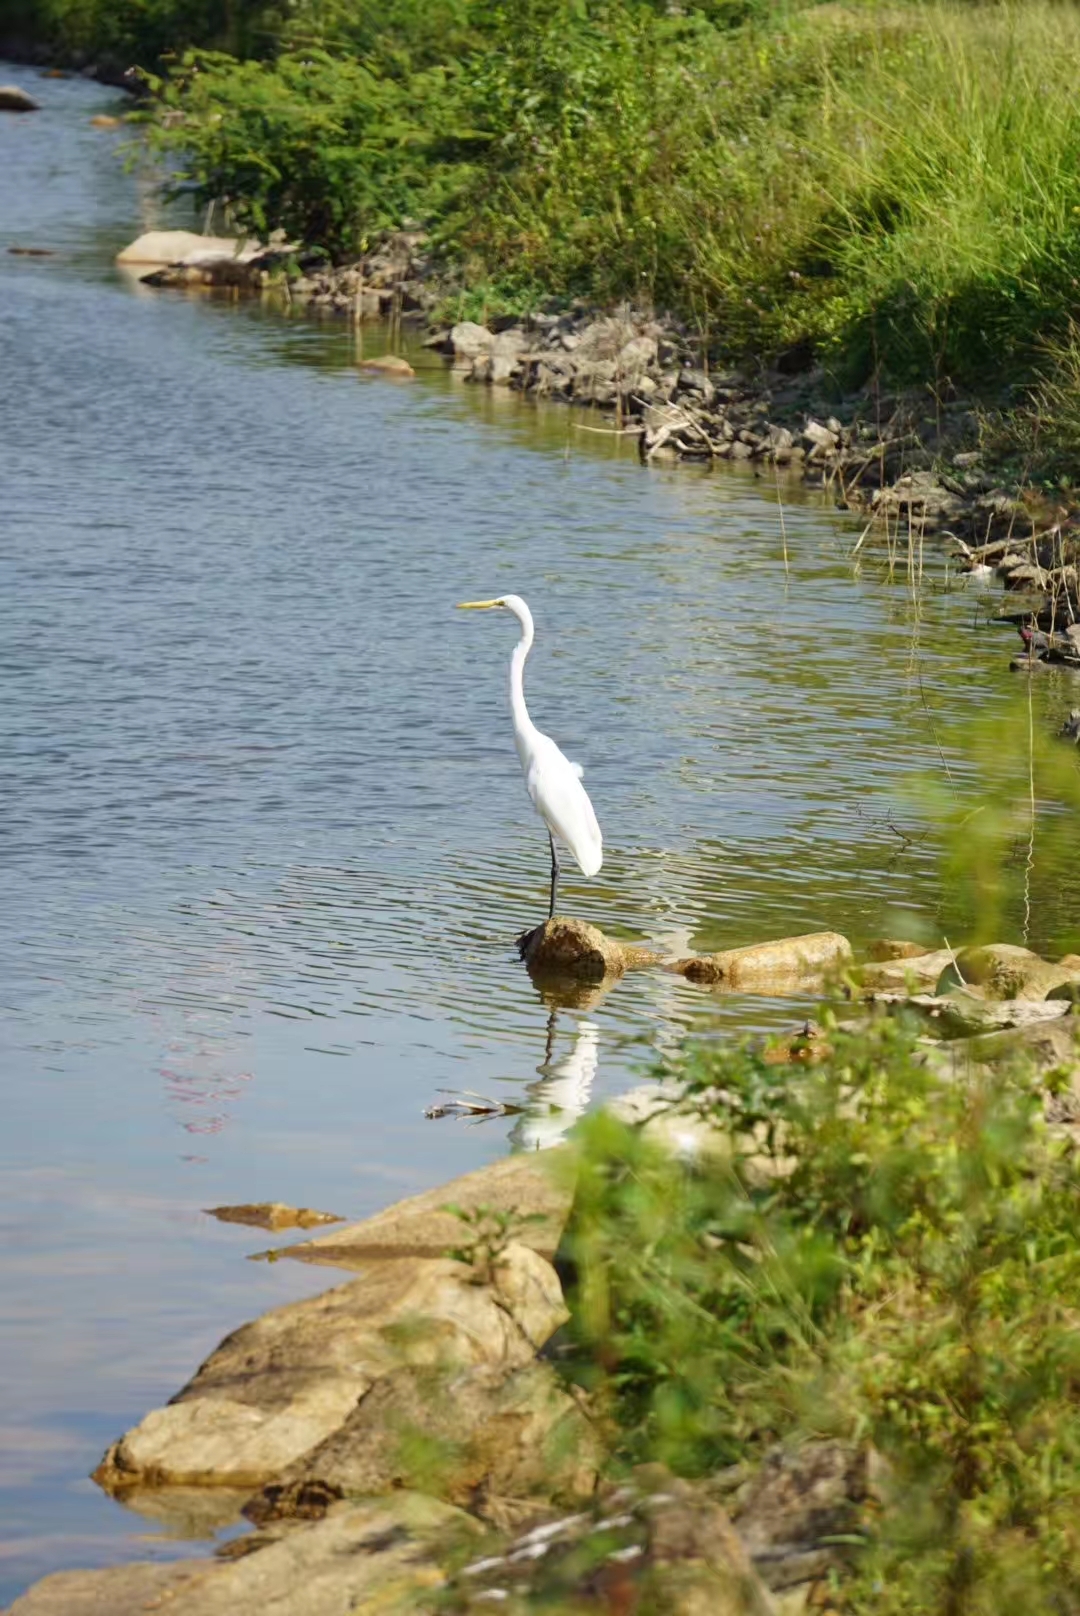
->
[[4, 1493, 478, 1616], [271, 1149, 573, 1269], [115, 231, 262, 270], [674, 931, 852, 991], [94, 1243, 567, 1495]]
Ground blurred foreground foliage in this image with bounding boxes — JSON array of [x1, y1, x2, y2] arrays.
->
[[562, 1006, 1080, 1612]]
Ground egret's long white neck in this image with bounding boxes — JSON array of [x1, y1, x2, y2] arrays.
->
[[504, 595, 537, 760]]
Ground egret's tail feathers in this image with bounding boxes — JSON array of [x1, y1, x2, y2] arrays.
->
[[576, 836, 603, 879]]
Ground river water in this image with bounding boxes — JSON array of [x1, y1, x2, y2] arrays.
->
[[2, 65, 1079, 1605]]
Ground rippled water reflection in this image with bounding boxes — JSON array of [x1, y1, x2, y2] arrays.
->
[[3, 63, 1080, 1604]]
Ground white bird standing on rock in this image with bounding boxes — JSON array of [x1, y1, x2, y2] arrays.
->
[[457, 594, 602, 918]]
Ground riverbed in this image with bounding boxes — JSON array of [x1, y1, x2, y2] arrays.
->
[[2, 65, 1079, 1606]]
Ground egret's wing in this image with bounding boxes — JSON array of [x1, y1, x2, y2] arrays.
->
[[567, 761, 584, 780]]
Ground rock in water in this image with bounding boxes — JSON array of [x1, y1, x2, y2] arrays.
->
[[449, 320, 494, 362], [518, 917, 627, 982], [358, 353, 414, 377], [673, 931, 851, 991], [0, 85, 39, 112], [115, 231, 260, 269], [205, 1202, 342, 1232]]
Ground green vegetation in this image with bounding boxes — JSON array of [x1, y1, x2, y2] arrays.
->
[[561, 1009, 1080, 1612], [24, 1, 1058, 417], [22, 0, 1080, 410]]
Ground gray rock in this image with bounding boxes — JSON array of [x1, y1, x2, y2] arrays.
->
[[733, 1441, 872, 1593], [617, 334, 659, 372], [489, 328, 528, 385], [677, 367, 716, 402], [935, 943, 1080, 1001], [449, 321, 494, 363], [800, 419, 838, 454], [453, 1466, 775, 1615]]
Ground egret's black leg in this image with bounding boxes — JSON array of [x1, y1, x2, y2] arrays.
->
[[548, 832, 560, 921]]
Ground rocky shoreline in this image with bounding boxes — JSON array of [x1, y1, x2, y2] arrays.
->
[[7, 923, 1080, 1616], [125, 228, 1080, 678]]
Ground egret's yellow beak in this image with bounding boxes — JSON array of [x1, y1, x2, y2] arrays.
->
[[456, 598, 503, 610]]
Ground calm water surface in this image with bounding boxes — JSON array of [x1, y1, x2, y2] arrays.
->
[[2, 66, 1079, 1605]]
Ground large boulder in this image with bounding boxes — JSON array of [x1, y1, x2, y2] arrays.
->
[[247, 1360, 602, 1530], [0, 85, 39, 112], [93, 1243, 567, 1496], [3, 1492, 479, 1616], [449, 321, 494, 364], [673, 932, 851, 991]]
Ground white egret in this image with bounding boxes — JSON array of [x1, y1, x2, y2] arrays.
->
[[457, 594, 602, 918]]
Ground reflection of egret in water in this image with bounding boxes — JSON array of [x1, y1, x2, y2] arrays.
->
[[513, 1012, 600, 1152]]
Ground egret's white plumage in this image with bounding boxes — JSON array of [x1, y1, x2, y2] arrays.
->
[[457, 593, 602, 916]]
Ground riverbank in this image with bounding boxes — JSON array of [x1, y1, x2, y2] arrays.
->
[[8, 926, 1080, 1615], [130, 225, 1080, 678]]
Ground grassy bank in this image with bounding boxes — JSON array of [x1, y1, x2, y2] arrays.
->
[[18, 2, 1063, 440]]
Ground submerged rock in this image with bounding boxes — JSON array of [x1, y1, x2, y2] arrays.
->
[[673, 931, 851, 991], [205, 1203, 342, 1232], [358, 353, 414, 377]]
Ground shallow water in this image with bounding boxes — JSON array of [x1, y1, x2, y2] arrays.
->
[[2, 65, 1080, 1604]]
